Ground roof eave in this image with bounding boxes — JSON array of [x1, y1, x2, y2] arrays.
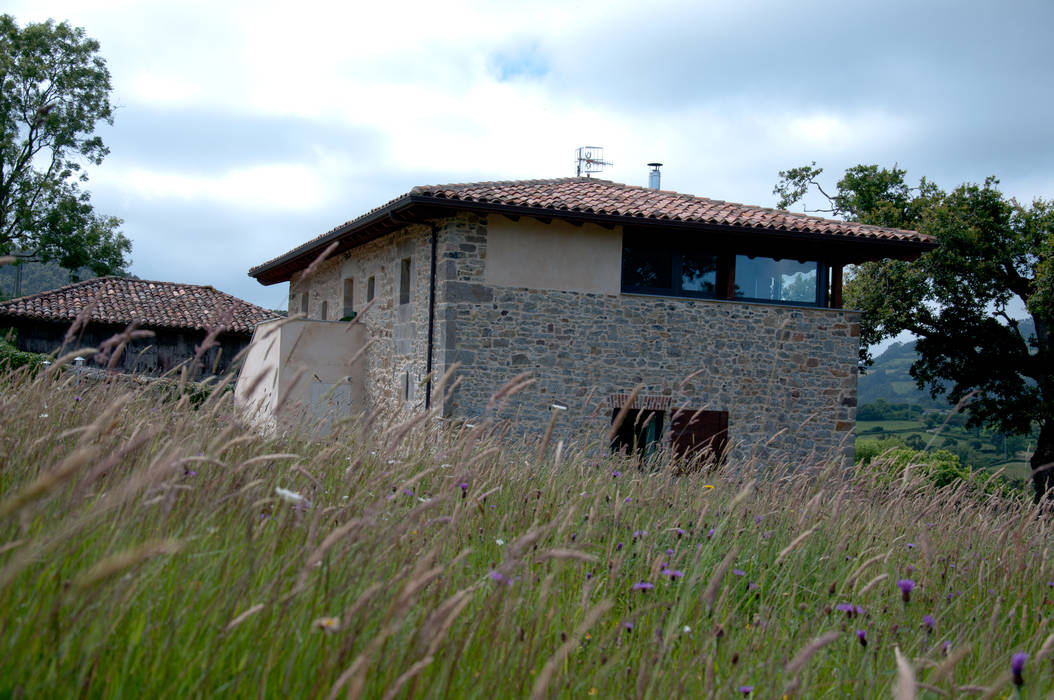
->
[[248, 195, 934, 285]]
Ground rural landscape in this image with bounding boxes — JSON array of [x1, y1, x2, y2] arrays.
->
[[0, 360, 1051, 697], [2, 3, 1054, 699]]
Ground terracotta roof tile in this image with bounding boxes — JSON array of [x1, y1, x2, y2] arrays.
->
[[408, 178, 928, 242], [250, 177, 932, 280], [0, 277, 277, 333]]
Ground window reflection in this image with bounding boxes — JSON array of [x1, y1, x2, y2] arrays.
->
[[734, 256, 818, 304], [622, 245, 672, 290], [681, 252, 717, 294]]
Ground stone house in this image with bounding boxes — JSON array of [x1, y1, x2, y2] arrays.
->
[[245, 177, 932, 464], [0, 276, 277, 375]]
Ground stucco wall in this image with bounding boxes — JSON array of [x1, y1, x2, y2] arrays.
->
[[486, 217, 622, 295], [235, 318, 366, 432]]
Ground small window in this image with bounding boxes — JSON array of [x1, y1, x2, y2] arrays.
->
[[342, 277, 355, 319], [399, 258, 411, 305], [300, 292, 309, 315], [366, 276, 375, 302], [611, 409, 665, 459], [320, 300, 328, 320]]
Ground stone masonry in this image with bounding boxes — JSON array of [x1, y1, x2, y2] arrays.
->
[[295, 211, 861, 466]]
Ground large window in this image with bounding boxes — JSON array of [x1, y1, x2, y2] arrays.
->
[[621, 231, 722, 298], [734, 256, 819, 305], [621, 229, 829, 307]]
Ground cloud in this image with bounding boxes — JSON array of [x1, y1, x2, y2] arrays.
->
[[5, 0, 1053, 311]]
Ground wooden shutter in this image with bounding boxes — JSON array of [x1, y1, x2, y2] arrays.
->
[[671, 409, 729, 462]]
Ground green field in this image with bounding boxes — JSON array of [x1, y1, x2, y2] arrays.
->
[[1, 369, 1052, 697]]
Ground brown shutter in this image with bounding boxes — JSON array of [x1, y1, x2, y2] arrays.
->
[[671, 409, 729, 462]]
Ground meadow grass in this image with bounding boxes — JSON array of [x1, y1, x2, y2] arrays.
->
[[0, 366, 1052, 698]]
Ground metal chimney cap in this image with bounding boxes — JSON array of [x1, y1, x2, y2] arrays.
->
[[647, 162, 663, 168]]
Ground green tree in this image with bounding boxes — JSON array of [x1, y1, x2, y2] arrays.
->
[[0, 14, 130, 290], [775, 163, 1053, 501]]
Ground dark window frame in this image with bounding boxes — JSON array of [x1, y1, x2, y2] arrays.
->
[[732, 255, 830, 308], [620, 229, 832, 308]]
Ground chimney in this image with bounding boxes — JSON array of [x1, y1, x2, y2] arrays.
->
[[647, 162, 662, 189]]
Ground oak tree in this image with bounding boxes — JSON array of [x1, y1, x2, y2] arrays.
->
[[0, 14, 130, 289], [775, 164, 1054, 500]]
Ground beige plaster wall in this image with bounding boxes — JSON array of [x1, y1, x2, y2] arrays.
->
[[235, 318, 366, 432], [485, 217, 622, 295]]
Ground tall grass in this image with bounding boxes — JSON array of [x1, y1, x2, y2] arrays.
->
[[0, 366, 1051, 697]]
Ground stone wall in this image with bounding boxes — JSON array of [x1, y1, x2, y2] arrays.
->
[[290, 211, 861, 467], [434, 213, 860, 467], [289, 224, 435, 417]]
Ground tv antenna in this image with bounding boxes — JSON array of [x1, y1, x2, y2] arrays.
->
[[575, 146, 611, 177]]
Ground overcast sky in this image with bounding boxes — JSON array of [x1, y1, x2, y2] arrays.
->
[[9, 0, 1054, 311]]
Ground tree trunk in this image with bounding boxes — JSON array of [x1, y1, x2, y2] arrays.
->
[[1031, 421, 1054, 503]]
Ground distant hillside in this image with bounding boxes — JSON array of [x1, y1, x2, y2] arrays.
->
[[0, 260, 105, 299], [858, 318, 1037, 407]]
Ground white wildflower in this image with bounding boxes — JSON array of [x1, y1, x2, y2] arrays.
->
[[275, 486, 305, 504], [683, 625, 691, 634], [495, 538, 505, 546]]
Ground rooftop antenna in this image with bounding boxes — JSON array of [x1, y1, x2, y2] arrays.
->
[[575, 146, 611, 177]]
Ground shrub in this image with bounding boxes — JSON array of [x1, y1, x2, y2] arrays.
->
[[0, 329, 48, 370], [854, 435, 906, 464]]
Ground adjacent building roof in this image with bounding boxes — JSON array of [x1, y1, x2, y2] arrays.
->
[[250, 177, 935, 285], [0, 277, 277, 333]]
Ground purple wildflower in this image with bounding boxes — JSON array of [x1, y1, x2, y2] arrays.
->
[[586, 572, 593, 580], [666, 548, 674, 555], [738, 686, 753, 695], [675, 527, 686, 537], [402, 488, 414, 497], [623, 621, 634, 630], [633, 530, 647, 538], [753, 515, 762, 524], [707, 528, 715, 538], [616, 542, 624, 551], [632, 581, 654, 591], [748, 582, 760, 591], [612, 470, 621, 478], [571, 533, 577, 542], [856, 629, 867, 647], [732, 569, 746, 577], [1012, 652, 1028, 687], [624, 497, 632, 503], [897, 579, 915, 603], [74, 395, 81, 401], [922, 615, 935, 633], [489, 571, 504, 581], [907, 543, 915, 549], [662, 568, 684, 578]]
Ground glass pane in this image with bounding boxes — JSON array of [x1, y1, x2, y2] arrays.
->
[[622, 244, 671, 289], [734, 256, 818, 303], [681, 251, 718, 295]]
